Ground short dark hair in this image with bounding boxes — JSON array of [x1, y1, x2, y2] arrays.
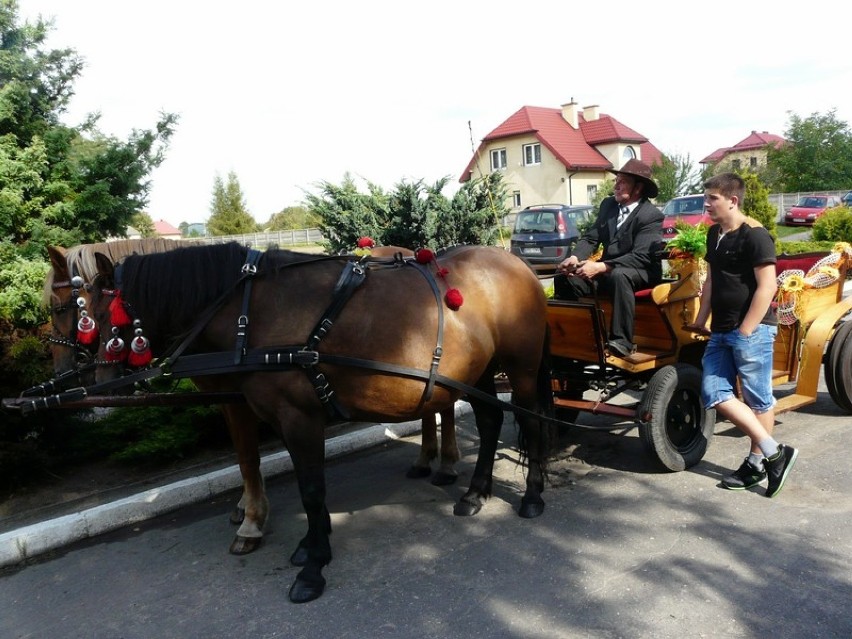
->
[[704, 172, 745, 204]]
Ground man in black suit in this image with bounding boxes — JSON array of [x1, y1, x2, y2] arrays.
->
[[554, 158, 663, 358]]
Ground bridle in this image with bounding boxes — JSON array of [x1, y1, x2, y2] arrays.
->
[[48, 268, 103, 367]]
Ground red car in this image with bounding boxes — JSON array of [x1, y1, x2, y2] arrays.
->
[[784, 195, 842, 225], [661, 195, 711, 242]]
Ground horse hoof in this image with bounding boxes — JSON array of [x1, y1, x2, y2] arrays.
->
[[229, 535, 262, 555], [519, 499, 545, 519], [289, 575, 326, 604], [229, 507, 245, 525], [406, 465, 431, 479], [453, 498, 482, 517], [431, 471, 458, 486], [290, 546, 309, 567]]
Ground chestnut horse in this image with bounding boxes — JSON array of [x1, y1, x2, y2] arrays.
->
[[86, 242, 553, 603], [43, 239, 459, 532], [368, 245, 460, 485]]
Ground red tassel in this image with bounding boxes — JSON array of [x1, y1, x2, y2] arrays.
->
[[128, 335, 152, 367], [445, 288, 463, 311], [436, 267, 449, 278], [357, 236, 375, 249], [415, 248, 434, 264], [109, 293, 132, 327], [77, 314, 99, 345]]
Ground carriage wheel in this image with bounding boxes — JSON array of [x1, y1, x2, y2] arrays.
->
[[825, 319, 852, 413], [637, 363, 715, 471]]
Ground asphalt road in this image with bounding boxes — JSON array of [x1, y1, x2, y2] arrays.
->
[[2, 373, 851, 639]]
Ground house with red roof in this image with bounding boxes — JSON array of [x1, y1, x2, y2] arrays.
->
[[460, 100, 663, 213], [700, 130, 786, 171], [153, 219, 183, 240]]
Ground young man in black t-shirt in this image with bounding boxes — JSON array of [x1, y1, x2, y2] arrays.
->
[[686, 173, 798, 498]]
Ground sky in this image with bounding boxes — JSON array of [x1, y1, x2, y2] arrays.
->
[[17, 0, 852, 229]]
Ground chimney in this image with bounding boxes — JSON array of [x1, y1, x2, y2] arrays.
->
[[583, 104, 600, 121], [561, 99, 579, 129]]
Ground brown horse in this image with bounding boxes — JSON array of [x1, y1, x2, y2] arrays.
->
[[43, 239, 458, 542], [86, 242, 553, 603], [368, 245, 460, 485]]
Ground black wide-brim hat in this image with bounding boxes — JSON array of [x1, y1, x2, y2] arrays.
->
[[609, 158, 659, 199]]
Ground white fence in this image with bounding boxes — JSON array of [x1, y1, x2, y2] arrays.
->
[[188, 228, 324, 249]]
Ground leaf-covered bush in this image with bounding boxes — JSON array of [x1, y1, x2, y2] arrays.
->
[[812, 206, 852, 243], [0, 256, 50, 326]]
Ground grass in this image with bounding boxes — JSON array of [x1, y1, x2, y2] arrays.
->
[[776, 224, 808, 239]]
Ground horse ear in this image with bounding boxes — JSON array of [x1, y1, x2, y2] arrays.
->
[[94, 252, 115, 287], [47, 246, 68, 274]]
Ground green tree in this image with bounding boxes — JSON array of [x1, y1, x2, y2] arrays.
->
[[131, 211, 155, 237], [305, 173, 389, 253], [206, 171, 257, 235], [306, 172, 506, 254], [264, 205, 319, 231], [652, 153, 704, 202], [766, 109, 852, 191], [740, 171, 776, 236], [0, 0, 176, 313]]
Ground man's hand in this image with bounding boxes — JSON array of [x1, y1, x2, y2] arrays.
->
[[683, 322, 711, 337], [574, 260, 607, 280], [557, 256, 580, 274]]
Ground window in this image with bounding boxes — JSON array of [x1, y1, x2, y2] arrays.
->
[[587, 185, 597, 202], [490, 148, 507, 171], [622, 146, 636, 162], [513, 191, 522, 208], [750, 156, 758, 168], [732, 159, 741, 170], [523, 143, 541, 166]]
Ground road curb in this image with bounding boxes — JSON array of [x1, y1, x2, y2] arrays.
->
[[1, 401, 476, 568]]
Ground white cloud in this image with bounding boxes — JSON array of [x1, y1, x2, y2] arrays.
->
[[18, 0, 852, 226]]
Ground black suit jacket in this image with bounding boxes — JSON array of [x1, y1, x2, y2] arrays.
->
[[573, 196, 664, 281]]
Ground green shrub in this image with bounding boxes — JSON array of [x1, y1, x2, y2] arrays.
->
[[777, 240, 840, 255], [8, 335, 52, 388], [812, 206, 852, 243], [61, 378, 227, 465], [0, 257, 50, 327]]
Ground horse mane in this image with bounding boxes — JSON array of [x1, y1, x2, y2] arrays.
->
[[115, 242, 252, 345], [43, 238, 197, 306]]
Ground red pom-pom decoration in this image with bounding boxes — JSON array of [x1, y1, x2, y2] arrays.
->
[[415, 248, 434, 264], [109, 293, 132, 327], [357, 236, 375, 249], [77, 313, 99, 345], [445, 288, 463, 311]]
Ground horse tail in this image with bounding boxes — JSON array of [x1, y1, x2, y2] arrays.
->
[[536, 323, 557, 463]]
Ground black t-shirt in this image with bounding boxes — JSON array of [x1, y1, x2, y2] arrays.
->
[[705, 221, 777, 332]]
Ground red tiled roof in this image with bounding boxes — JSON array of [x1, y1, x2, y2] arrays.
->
[[731, 131, 786, 151], [460, 105, 661, 181], [699, 131, 785, 164], [154, 219, 181, 236]]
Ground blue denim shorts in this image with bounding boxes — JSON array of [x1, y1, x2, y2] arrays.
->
[[701, 323, 778, 412]]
